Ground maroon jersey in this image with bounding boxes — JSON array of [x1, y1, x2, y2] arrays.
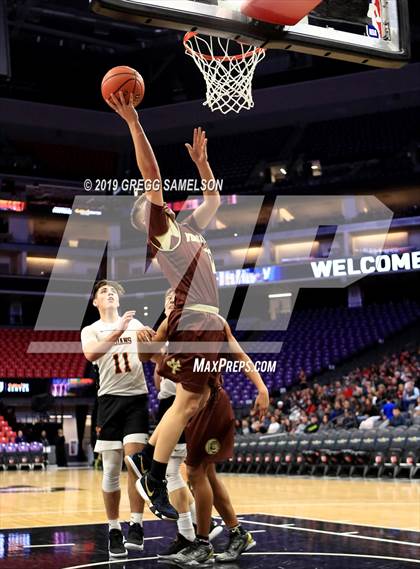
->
[[147, 202, 219, 309]]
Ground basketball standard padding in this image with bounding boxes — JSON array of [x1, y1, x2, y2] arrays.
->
[[101, 66, 145, 107], [241, 0, 323, 26]]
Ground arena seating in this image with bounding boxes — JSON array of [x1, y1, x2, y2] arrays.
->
[[0, 441, 45, 471], [223, 300, 420, 408], [142, 299, 420, 416], [0, 416, 16, 444], [221, 427, 420, 480], [0, 300, 417, 423], [0, 330, 86, 378]]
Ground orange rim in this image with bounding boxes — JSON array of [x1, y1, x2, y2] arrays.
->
[[183, 31, 265, 62]]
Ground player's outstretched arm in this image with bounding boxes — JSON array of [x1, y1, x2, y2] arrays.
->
[[186, 127, 221, 229], [108, 92, 163, 206], [224, 321, 269, 420]]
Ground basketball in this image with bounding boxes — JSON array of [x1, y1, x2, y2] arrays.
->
[[101, 65, 145, 107]]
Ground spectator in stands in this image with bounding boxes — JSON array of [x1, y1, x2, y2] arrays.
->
[[342, 400, 353, 413], [319, 414, 333, 431], [298, 369, 308, 388], [343, 380, 353, 400], [251, 419, 267, 434], [241, 419, 250, 436], [267, 416, 280, 434], [305, 398, 317, 416], [280, 417, 291, 433], [15, 429, 26, 443], [382, 397, 396, 421], [289, 404, 302, 423], [389, 407, 406, 428], [304, 414, 320, 434], [396, 383, 405, 402], [267, 397, 276, 415], [329, 401, 343, 423], [410, 397, 420, 425], [376, 383, 387, 403], [55, 428, 68, 467], [234, 346, 419, 435], [294, 414, 308, 434], [357, 397, 380, 427], [364, 397, 379, 417], [40, 430, 49, 446], [337, 408, 358, 430], [402, 381, 420, 411]]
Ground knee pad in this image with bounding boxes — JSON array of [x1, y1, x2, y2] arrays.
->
[[102, 449, 123, 493], [166, 456, 187, 493]]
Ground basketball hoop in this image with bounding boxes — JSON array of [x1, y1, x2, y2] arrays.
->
[[184, 32, 266, 115]]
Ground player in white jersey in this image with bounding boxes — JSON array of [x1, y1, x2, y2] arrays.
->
[[81, 280, 153, 558]]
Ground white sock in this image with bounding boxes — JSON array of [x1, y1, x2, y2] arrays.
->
[[177, 512, 195, 542], [108, 519, 121, 531], [189, 501, 197, 525], [130, 513, 143, 526]]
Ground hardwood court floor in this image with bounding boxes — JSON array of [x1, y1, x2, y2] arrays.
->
[[0, 468, 418, 531]]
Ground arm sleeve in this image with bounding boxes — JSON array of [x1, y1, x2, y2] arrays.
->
[[182, 212, 203, 232]]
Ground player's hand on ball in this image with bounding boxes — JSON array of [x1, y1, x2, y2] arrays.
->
[[120, 310, 136, 331], [137, 326, 155, 343], [107, 92, 138, 125], [185, 127, 208, 166], [254, 387, 269, 421]]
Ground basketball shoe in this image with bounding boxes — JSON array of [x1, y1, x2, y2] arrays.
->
[[125, 522, 144, 551], [108, 528, 128, 557], [172, 538, 214, 565], [157, 533, 194, 560], [215, 526, 255, 562], [136, 473, 179, 520]]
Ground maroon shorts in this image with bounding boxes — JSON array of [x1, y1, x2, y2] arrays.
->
[[157, 308, 225, 394], [185, 387, 235, 467]]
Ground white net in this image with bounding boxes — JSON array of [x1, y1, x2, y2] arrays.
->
[[184, 33, 266, 115]]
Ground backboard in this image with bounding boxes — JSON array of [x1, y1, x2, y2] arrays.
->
[[91, 0, 410, 68]]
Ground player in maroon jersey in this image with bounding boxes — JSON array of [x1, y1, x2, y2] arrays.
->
[[135, 288, 268, 564], [108, 92, 223, 524]]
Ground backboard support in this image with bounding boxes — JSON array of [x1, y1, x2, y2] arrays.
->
[[91, 0, 410, 68]]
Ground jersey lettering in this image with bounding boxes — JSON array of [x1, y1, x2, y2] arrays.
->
[[112, 352, 131, 374]]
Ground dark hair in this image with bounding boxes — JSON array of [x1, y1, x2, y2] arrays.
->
[[93, 280, 125, 299]]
